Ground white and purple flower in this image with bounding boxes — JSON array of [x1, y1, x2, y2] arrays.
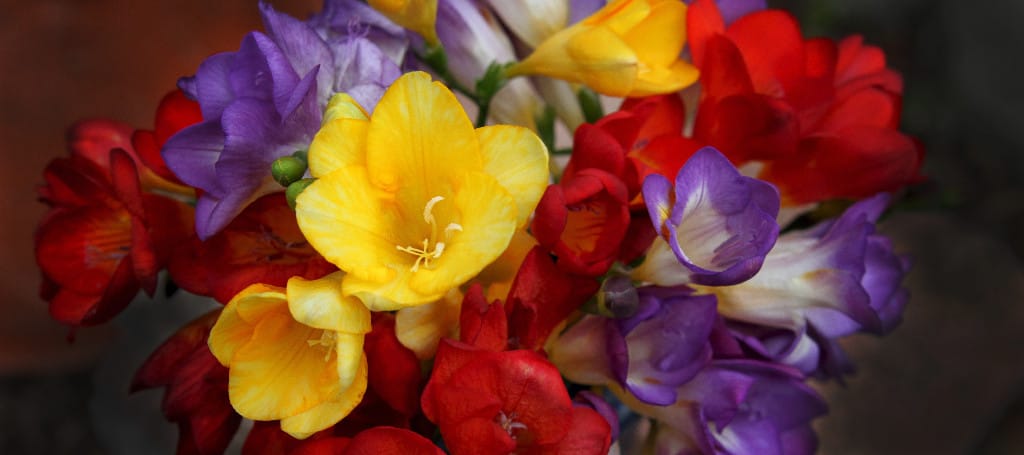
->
[[638, 147, 780, 287], [712, 194, 911, 378]]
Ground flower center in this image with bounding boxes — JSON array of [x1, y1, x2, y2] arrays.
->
[[496, 410, 528, 438], [396, 196, 463, 272], [306, 330, 337, 362]]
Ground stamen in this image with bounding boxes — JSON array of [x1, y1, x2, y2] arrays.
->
[[307, 330, 337, 362], [496, 411, 528, 438], [396, 196, 461, 272]]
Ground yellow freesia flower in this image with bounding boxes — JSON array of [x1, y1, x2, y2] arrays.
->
[[208, 272, 371, 439], [369, 0, 440, 46], [296, 71, 549, 311], [506, 0, 699, 97]]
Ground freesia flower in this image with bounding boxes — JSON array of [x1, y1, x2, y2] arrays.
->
[[551, 285, 717, 405], [163, 1, 403, 238], [707, 194, 910, 378], [37, 146, 192, 326], [168, 194, 336, 304], [687, 0, 923, 205], [290, 427, 445, 455], [637, 147, 780, 286], [208, 273, 371, 438], [485, 0, 569, 48], [619, 360, 826, 455], [132, 311, 239, 455], [421, 340, 611, 454], [506, 0, 700, 97], [295, 71, 548, 310]]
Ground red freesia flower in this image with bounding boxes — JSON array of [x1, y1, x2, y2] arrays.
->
[[132, 311, 240, 455], [290, 427, 443, 455], [168, 193, 336, 303], [36, 148, 192, 326], [687, 0, 924, 204], [421, 341, 611, 455]]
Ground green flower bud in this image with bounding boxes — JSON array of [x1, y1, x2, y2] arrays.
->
[[285, 178, 316, 210], [271, 156, 308, 187]]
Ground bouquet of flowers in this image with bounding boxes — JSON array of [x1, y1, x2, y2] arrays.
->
[[33, 0, 924, 453]]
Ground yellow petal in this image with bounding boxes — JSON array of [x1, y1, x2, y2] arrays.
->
[[394, 289, 462, 359], [307, 118, 369, 178], [209, 284, 287, 366], [364, 72, 482, 199], [287, 272, 371, 335], [296, 165, 405, 284], [342, 268, 428, 311], [227, 312, 340, 420], [280, 356, 369, 439], [631, 60, 701, 97], [407, 171, 517, 297], [567, 26, 638, 97], [368, 0, 439, 46], [334, 333, 365, 389], [323, 93, 369, 124], [476, 125, 549, 227], [622, 0, 687, 68]]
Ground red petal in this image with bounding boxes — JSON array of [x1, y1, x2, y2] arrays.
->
[[243, 422, 310, 455], [67, 119, 135, 170], [342, 427, 443, 455], [459, 284, 508, 351], [562, 124, 628, 182], [169, 194, 336, 303], [540, 407, 612, 455], [686, 0, 727, 68], [365, 314, 422, 417], [726, 10, 806, 96], [505, 248, 600, 350], [438, 350, 573, 452]]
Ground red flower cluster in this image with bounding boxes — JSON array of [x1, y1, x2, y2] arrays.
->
[[36, 120, 192, 326], [533, 95, 696, 277], [687, 0, 924, 205]]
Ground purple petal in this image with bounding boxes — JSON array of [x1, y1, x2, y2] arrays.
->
[[259, 1, 335, 106], [161, 120, 226, 193], [619, 291, 717, 405], [193, 52, 237, 120], [660, 147, 780, 286], [332, 37, 401, 110], [642, 173, 674, 231]]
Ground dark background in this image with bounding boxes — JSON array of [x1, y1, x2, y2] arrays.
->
[[2, 0, 1022, 453]]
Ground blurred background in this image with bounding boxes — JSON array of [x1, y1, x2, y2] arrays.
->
[[1, 0, 1022, 453]]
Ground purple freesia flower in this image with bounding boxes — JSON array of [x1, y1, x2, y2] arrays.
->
[[552, 285, 717, 406], [640, 147, 780, 286], [164, 0, 403, 238], [621, 360, 826, 455], [712, 194, 911, 379]]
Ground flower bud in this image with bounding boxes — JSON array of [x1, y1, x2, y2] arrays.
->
[[285, 178, 316, 209], [598, 275, 639, 318], [271, 155, 307, 187]]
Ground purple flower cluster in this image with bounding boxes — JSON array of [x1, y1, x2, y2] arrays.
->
[[163, 0, 404, 238], [552, 146, 909, 454]]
